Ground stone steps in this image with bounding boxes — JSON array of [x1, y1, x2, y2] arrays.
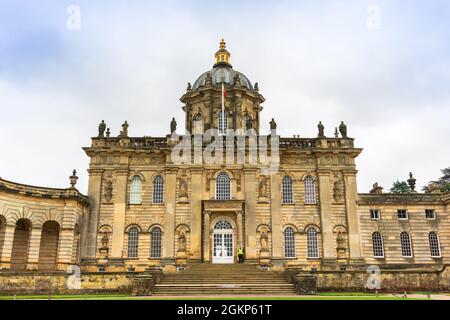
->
[[152, 263, 295, 296]]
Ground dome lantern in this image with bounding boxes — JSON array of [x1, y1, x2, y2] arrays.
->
[[214, 38, 231, 67]]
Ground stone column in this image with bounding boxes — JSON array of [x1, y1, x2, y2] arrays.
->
[[111, 169, 129, 258], [270, 173, 283, 260], [0, 225, 16, 269], [317, 170, 335, 260], [189, 168, 203, 261], [203, 211, 211, 262], [83, 169, 104, 258], [236, 210, 243, 248], [27, 227, 42, 270], [343, 170, 363, 262], [164, 169, 177, 261], [244, 169, 257, 260]]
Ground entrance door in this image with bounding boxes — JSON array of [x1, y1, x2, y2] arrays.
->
[[212, 220, 234, 264]]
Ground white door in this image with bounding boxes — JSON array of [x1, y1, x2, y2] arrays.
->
[[212, 220, 234, 264]]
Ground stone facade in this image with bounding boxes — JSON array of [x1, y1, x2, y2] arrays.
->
[[1, 41, 449, 292]]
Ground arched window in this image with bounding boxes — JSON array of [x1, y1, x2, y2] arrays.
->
[[153, 175, 164, 204], [193, 113, 203, 134], [127, 227, 139, 258], [372, 232, 384, 258], [307, 228, 319, 258], [218, 111, 228, 134], [429, 232, 441, 257], [400, 232, 413, 257], [282, 176, 293, 204], [130, 176, 142, 204], [216, 173, 231, 200], [284, 227, 295, 258], [214, 220, 233, 230], [150, 227, 162, 258], [304, 176, 316, 204], [243, 113, 251, 131]]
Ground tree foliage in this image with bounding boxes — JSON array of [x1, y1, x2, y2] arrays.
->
[[390, 180, 412, 193], [422, 167, 450, 193]]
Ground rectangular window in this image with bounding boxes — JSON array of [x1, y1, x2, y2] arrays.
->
[[370, 209, 380, 220], [397, 209, 408, 220], [425, 209, 436, 220]]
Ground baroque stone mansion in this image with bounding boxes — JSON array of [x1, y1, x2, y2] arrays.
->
[[0, 40, 449, 284]]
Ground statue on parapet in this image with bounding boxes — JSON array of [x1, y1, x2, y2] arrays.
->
[[370, 182, 384, 194], [170, 118, 177, 133], [270, 118, 277, 131], [119, 121, 129, 138], [339, 121, 347, 138], [98, 120, 106, 137], [317, 121, 325, 138]]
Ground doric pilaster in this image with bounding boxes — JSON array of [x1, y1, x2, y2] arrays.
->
[[244, 169, 257, 260], [203, 211, 211, 262], [27, 227, 42, 270], [83, 169, 104, 258], [111, 169, 128, 258], [343, 169, 363, 261], [270, 173, 282, 259], [164, 169, 177, 260], [317, 169, 335, 259]]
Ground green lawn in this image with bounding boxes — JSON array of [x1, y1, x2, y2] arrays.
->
[[0, 294, 425, 300]]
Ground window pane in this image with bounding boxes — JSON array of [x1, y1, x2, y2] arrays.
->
[[400, 232, 412, 257], [304, 176, 316, 204], [218, 111, 228, 134], [284, 228, 295, 258], [151, 228, 162, 258], [307, 228, 319, 258], [127, 228, 139, 258], [372, 232, 384, 257], [153, 176, 164, 204], [130, 176, 142, 204], [429, 232, 441, 257], [216, 173, 231, 200], [282, 176, 293, 204]]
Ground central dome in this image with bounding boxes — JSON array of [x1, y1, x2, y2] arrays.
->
[[192, 65, 253, 91], [191, 39, 254, 91]]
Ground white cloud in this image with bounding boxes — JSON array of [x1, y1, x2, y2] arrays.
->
[[0, 1, 449, 193]]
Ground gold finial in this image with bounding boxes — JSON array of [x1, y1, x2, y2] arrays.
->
[[215, 38, 231, 66]]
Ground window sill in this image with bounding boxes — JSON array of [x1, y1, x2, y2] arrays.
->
[[304, 203, 318, 206], [125, 257, 139, 260], [374, 256, 385, 259], [307, 257, 320, 260], [282, 203, 295, 206], [148, 257, 162, 260], [370, 218, 381, 221]]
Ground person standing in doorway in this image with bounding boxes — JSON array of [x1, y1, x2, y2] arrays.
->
[[238, 246, 244, 263]]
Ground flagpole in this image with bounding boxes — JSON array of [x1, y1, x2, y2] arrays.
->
[[221, 82, 225, 133]]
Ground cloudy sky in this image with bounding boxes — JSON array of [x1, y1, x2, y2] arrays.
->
[[1, 0, 449, 194]]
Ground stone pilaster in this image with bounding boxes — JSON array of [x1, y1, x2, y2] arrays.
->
[[58, 228, 75, 267], [203, 211, 211, 262], [0, 225, 16, 269], [27, 227, 42, 270], [343, 170, 363, 262], [83, 169, 104, 258], [244, 169, 257, 260], [189, 168, 203, 261], [164, 169, 177, 260], [111, 169, 128, 258], [270, 173, 283, 260], [317, 170, 335, 260], [237, 210, 243, 248]]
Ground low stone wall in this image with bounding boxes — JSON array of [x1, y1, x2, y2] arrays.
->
[[0, 271, 134, 295], [286, 265, 450, 292]]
